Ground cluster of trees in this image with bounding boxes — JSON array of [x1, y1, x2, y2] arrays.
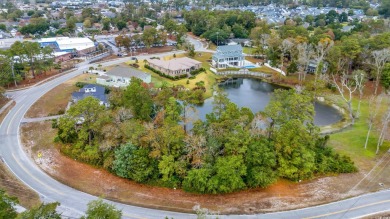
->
[[19, 18, 50, 35], [115, 28, 168, 50], [56, 78, 355, 194], [182, 0, 373, 10], [0, 41, 54, 88], [250, 16, 390, 124], [184, 10, 256, 44], [0, 190, 122, 219]]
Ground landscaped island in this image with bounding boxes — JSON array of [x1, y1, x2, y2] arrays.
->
[[54, 76, 356, 194]]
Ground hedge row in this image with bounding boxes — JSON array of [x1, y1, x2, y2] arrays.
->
[[145, 64, 187, 81], [190, 67, 206, 76]]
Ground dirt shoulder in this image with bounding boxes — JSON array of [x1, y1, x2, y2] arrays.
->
[[25, 74, 97, 118], [20, 119, 389, 214]]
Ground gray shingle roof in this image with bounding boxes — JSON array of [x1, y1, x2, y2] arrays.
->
[[72, 84, 107, 104], [106, 66, 150, 80]]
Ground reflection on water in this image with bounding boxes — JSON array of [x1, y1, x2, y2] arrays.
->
[[194, 78, 342, 126]]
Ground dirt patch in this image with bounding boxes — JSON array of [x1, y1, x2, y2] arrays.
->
[[0, 101, 15, 122], [19, 120, 390, 215], [0, 97, 10, 109], [25, 74, 97, 118], [0, 161, 41, 209]]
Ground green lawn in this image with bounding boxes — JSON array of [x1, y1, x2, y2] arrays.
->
[[243, 47, 255, 54], [126, 53, 219, 98], [327, 95, 390, 167]]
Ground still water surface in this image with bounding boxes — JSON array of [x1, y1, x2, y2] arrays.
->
[[195, 78, 342, 126]]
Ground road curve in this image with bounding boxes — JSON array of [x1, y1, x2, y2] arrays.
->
[[1, 52, 389, 218]]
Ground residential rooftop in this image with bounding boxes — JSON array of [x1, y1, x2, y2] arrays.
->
[[147, 57, 201, 71]]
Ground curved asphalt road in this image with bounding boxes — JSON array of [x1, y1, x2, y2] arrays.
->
[[0, 52, 389, 218]]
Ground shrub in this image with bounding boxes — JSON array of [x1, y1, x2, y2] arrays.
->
[[75, 82, 88, 88], [190, 68, 206, 76]]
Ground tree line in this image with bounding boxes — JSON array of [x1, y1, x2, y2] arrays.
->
[[55, 78, 356, 194], [184, 10, 256, 44], [0, 41, 55, 88]]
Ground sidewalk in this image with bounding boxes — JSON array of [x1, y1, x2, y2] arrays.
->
[[22, 115, 62, 123]]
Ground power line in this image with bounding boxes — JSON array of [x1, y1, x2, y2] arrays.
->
[[339, 151, 390, 218]]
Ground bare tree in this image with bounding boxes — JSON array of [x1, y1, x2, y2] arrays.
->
[[364, 95, 383, 149], [280, 39, 294, 74], [313, 39, 334, 97], [297, 42, 314, 82], [377, 102, 390, 154], [332, 72, 359, 124], [352, 70, 366, 118], [370, 49, 390, 95]]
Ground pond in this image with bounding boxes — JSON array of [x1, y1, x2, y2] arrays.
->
[[194, 78, 342, 126]]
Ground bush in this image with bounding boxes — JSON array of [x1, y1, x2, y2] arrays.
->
[[190, 68, 205, 76], [130, 63, 139, 68], [145, 64, 186, 81], [75, 82, 88, 88]]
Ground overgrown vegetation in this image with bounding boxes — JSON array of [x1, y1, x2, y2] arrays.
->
[[55, 81, 356, 194]]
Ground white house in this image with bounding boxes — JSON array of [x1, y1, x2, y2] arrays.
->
[[212, 45, 245, 69], [97, 66, 151, 87]]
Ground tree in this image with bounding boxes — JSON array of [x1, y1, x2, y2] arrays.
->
[[245, 138, 277, 188], [376, 102, 390, 154], [142, 27, 157, 48], [83, 19, 92, 28], [364, 95, 383, 149], [19, 202, 61, 219], [332, 73, 359, 124], [369, 48, 390, 95], [57, 96, 106, 164], [113, 143, 156, 182], [66, 16, 77, 32], [116, 21, 127, 31], [0, 190, 18, 219], [82, 199, 122, 219], [102, 18, 110, 31], [297, 42, 314, 82], [378, 0, 390, 18], [274, 119, 316, 181], [279, 39, 294, 74], [264, 89, 315, 134], [208, 155, 247, 193], [352, 70, 366, 117], [381, 63, 390, 90], [123, 78, 153, 121]]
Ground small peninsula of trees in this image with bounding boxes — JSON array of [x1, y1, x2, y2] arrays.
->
[[55, 78, 356, 194]]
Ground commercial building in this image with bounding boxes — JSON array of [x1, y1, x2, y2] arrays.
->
[[38, 37, 96, 56]]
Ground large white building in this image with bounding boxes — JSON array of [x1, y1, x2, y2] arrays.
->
[[212, 45, 245, 69], [38, 37, 96, 54]]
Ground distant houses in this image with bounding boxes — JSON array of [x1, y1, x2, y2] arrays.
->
[[96, 66, 151, 87], [212, 45, 245, 69], [147, 57, 202, 77], [71, 84, 109, 107]]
